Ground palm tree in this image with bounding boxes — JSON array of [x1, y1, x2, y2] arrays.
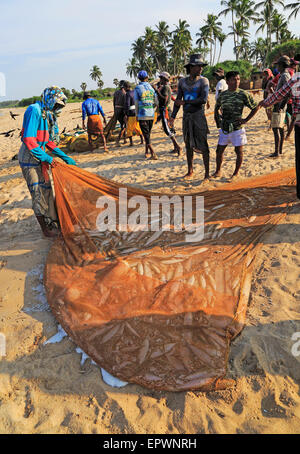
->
[[168, 34, 183, 75], [131, 38, 147, 67], [80, 82, 87, 92], [286, 1, 300, 19], [200, 14, 222, 65], [143, 26, 161, 72], [218, 0, 239, 58], [126, 57, 139, 82], [230, 19, 250, 60], [90, 65, 102, 83], [155, 21, 170, 46], [271, 11, 288, 43], [172, 19, 192, 65], [235, 0, 259, 28], [250, 37, 269, 66], [216, 33, 227, 63], [256, 0, 285, 51]]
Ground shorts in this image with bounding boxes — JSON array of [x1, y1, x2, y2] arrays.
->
[[159, 107, 174, 138], [138, 119, 153, 145], [218, 128, 247, 147], [271, 112, 285, 129]]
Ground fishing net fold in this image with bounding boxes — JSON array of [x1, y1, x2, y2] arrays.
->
[[44, 163, 296, 391]]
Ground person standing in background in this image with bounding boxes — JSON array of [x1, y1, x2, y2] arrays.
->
[[113, 80, 127, 145], [153, 71, 181, 156], [134, 70, 158, 160], [123, 81, 143, 147], [82, 92, 108, 152], [213, 68, 228, 100], [169, 54, 210, 180]]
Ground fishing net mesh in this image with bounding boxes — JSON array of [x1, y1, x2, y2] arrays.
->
[[44, 163, 296, 391]]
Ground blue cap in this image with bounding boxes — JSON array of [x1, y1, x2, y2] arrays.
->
[[138, 70, 148, 80]]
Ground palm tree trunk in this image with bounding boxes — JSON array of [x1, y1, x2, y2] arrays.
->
[[232, 10, 237, 61], [217, 43, 222, 64], [213, 39, 217, 66]]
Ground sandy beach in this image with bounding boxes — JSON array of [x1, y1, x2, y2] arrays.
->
[[0, 95, 300, 434]]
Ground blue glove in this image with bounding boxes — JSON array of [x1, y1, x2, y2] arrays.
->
[[63, 155, 77, 166], [52, 147, 77, 166]]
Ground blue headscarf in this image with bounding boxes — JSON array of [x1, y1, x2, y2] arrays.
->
[[41, 86, 67, 112]]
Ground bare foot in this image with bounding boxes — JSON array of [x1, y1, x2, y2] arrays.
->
[[269, 153, 279, 158], [149, 154, 158, 160], [183, 172, 193, 179], [212, 172, 222, 178], [43, 228, 60, 238], [104, 148, 109, 153], [229, 174, 238, 181], [201, 177, 210, 184]]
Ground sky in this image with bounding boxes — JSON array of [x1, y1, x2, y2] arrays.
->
[[0, 0, 298, 100]]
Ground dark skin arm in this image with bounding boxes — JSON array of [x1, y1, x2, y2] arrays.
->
[[214, 104, 222, 129], [237, 104, 261, 126], [154, 85, 168, 106]]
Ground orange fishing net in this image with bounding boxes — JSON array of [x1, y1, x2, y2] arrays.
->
[[44, 164, 296, 391]]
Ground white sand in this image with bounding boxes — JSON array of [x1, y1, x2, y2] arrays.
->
[[0, 96, 300, 434]]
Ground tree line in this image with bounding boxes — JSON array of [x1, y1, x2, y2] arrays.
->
[[125, 0, 300, 79]]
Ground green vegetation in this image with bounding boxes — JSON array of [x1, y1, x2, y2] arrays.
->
[[203, 60, 259, 85], [266, 39, 300, 65], [126, 0, 299, 79]]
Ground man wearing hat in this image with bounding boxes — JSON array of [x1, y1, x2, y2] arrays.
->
[[169, 54, 210, 180], [269, 55, 291, 157], [134, 70, 158, 159], [82, 91, 108, 152], [153, 71, 181, 156], [258, 70, 300, 199], [213, 68, 228, 100]]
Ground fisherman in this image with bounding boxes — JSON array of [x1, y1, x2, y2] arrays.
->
[[82, 92, 108, 152], [169, 54, 210, 180], [262, 68, 274, 123], [123, 81, 143, 147], [269, 55, 291, 158], [258, 71, 300, 200], [213, 71, 258, 179], [19, 86, 77, 238], [134, 70, 158, 160], [213, 68, 228, 100], [153, 71, 181, 156], [113, 80, 127, 145]]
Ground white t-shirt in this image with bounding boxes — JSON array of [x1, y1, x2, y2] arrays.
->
[[215, 79, 228, 100]]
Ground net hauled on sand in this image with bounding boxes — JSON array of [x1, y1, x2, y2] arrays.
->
[[44, 164, 296, 391]]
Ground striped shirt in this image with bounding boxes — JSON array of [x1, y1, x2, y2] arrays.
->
[[262, 73, 300, 126]]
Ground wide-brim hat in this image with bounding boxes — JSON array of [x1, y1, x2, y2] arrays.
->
[[274, 55, 291, 66], [213, 68, 225, 77], [159, 71, 170, 80], [184, 54, 208, 68]]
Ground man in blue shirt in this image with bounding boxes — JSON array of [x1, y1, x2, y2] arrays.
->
[[134, 70, 158, 160], [82, 92, 108, 152]]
